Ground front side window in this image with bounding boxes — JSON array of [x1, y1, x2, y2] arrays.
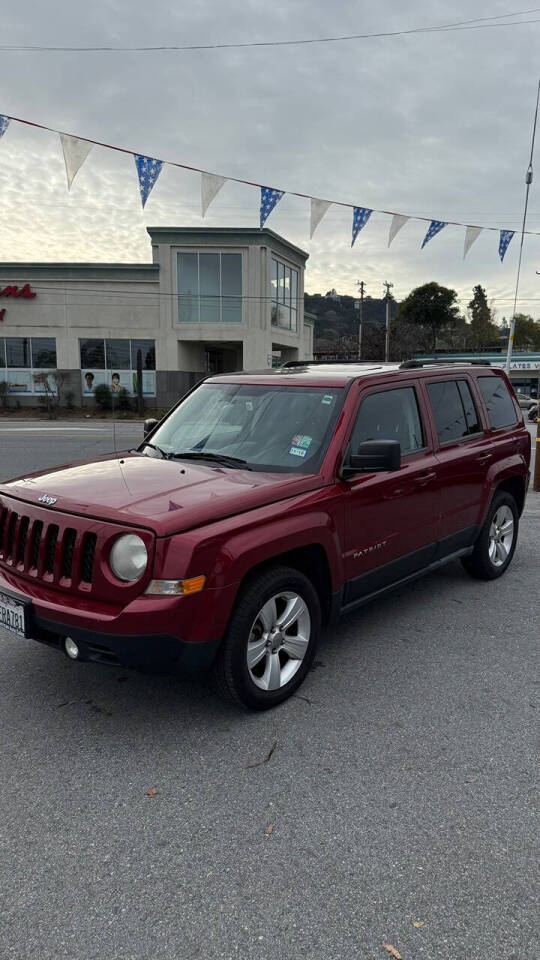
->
[[427, 379, 481, 444], [144, 383, 343, 473], [177, 252, 242, 323], [351, 387, 424, 456], [271, 259, 298, 332], [478, 375, 517, 429]]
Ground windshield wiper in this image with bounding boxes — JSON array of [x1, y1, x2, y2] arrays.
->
[[141, 441, 170, 459], [170, 451, 251, 470]]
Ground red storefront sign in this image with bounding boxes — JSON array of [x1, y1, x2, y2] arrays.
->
[[0, 283, 36, 321]]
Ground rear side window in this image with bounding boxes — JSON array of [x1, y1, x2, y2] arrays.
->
[[427, 379, 481, 444], [477, 376, 517, 429], [351, 386, 424, 455]]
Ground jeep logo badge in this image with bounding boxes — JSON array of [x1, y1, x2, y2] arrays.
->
[[38, 495, 57, 506]]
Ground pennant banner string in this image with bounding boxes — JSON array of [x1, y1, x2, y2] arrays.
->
[[2, 111, 540, 237]]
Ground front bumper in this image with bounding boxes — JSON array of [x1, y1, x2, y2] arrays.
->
[[31, 615, 221, 672], [0, 568, 238, 673]]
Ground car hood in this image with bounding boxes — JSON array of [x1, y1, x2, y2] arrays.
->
[[0, 452, 324, 535]]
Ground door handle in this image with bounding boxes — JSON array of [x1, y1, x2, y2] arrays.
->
[[476, 453, 493, 464], [414, 471, 436, 486]]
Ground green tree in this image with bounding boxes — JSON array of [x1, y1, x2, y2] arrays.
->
[[512, 313, 540, 350], [466, 285, 499, 350], [398, 282, 461, 351]]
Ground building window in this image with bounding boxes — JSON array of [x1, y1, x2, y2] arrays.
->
[[79, 338, 156, 396], [0, 337, 57, 394], [177, 252, 242, 323], [271, 259, 298, 332]]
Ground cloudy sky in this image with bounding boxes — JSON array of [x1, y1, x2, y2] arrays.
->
[[1, 0, 539, 319]]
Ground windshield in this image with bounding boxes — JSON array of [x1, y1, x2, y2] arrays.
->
[[142, 382, 344, 473]]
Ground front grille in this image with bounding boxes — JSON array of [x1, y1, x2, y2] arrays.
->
[[81, 533, 97, 584], [0, 505, 96, 588], [30, 520, 43, 569], [62, 529, 77, 579], [16, 516, 29, 564], [45, 525, 59, 574]]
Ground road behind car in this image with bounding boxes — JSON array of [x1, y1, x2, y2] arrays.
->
[[0, 421, 538, 960]]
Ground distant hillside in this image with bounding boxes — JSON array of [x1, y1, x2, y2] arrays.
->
[[304, 290, 398, 341]]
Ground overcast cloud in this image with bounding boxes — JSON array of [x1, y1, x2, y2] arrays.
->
[[0, 0, 539, 318]]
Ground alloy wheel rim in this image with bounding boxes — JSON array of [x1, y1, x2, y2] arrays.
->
[[488, 505, 515, 567], [246, 591, 311, 691]]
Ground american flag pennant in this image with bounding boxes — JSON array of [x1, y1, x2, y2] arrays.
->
[[134, 154, 163, 208], [499, 229, 514, 262], [351, 207, 372, 247], [421, 220, 447, 249], [260, 187, 284, 228], [0, 115, 9, 138]]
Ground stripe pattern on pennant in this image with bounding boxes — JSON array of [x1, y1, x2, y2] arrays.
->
[[260, 187, 284, 228], [499, 230, 514, 262], [134, 155, 163, 208], [351, 207, 372, 247], [421, 220, 447, 249], [0, 116, 9, 138]]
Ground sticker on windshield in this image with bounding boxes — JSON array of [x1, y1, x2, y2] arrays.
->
[[289, 446, 308, 458], [291, 434, 312, 449], [322, 394, 334, 405]]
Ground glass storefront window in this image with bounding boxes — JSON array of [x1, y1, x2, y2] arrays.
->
[[80, 339, 105, 369], [6, 338, 31, 368], [271, 259, 298, 332], [79, 338, 156, 396], [178, 252, 242, 323], [32, 338, 57, 368], [0, 338, 57, 395]]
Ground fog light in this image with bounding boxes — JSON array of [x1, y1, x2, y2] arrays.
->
[[64, 637, 79, 659]]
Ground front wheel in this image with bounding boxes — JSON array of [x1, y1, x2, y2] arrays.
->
[[212, 566, 321, 710], [461, 492, 519, 580]]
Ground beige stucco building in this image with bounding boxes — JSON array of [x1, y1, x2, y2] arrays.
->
[[0, 227, 313, 407]]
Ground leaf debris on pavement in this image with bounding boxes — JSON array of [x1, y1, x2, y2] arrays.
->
[[146, 788, 158, 797], [382, 944, 402, 959], [413, 921, 425, 928], [247, 739, 278, 768], [265, 823, 275, 836]]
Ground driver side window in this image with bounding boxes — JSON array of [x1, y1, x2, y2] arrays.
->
[[351, 386, 424, 456]]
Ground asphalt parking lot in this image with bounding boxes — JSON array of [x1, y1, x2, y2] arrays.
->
[[0, 421, 538, 960]]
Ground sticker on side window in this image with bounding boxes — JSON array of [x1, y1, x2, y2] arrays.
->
[[322, 395, 334, 405], [289, 446, 308, 458]]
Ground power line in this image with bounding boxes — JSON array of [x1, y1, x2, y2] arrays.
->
[[1, 8, 539, 52]]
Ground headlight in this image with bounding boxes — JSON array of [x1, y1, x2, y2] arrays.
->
[[109, 534, 148, 582]]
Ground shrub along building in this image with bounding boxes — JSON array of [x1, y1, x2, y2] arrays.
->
[[0, 227, 313, 408]]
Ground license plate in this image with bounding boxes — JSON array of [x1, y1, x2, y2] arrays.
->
[[0, 591, 27, 637]]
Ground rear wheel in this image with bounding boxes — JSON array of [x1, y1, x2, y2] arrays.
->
[[461, 492, 518, 580], [212, 566, 320, 710]]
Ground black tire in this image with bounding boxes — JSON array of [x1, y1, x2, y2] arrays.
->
[[461, 491, 519, 581], [212, 565, 321, 710]]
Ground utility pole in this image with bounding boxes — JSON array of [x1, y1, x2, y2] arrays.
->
[[383, 281, 393, 362], [534, 370, 540, 492], [356, 281, 365, 359]]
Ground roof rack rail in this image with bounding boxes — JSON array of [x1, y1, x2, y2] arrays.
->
[[400, 359, 491, 369], [281, 359, 382, 368]]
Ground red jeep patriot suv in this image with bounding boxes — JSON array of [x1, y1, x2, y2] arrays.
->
[[0, 360, 530, 709]]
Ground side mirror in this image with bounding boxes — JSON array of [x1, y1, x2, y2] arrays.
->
[[343, 439, 401, 477], [143, 417, 159, 437]]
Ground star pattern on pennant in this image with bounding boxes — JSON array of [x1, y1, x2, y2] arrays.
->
[[0, 116, 9, 138], [134, 154, 163, 208], [260, 187, 284, 228], [499, 230, 514, 262], [421, 220, 447, 249], [351, 207, 372, 247]]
